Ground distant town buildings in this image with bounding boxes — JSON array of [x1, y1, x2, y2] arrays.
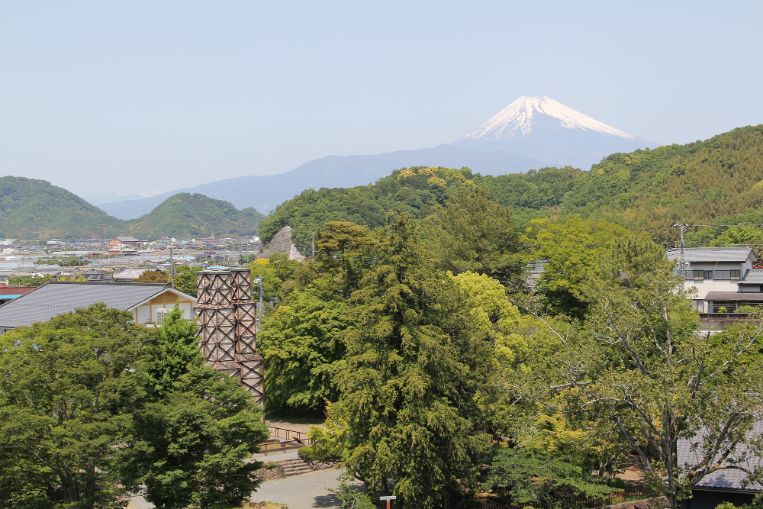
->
[[108, 235, 143, 255]]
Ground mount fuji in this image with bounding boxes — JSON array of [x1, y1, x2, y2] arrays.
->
[[453, 96, 652, 167], [98, 96, 655, 219]]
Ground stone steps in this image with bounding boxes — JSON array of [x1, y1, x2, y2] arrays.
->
[[277, 458, 313, 476]]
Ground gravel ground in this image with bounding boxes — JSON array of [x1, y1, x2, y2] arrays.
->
[[251, 467, 344, 509]]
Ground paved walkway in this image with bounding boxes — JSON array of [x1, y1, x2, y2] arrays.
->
[[255, 448, 302, 462], [251, 467, 344, 509]]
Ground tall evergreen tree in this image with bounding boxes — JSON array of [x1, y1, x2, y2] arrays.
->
[[424, 186, 522, 287], [325, 214, 492, 508]]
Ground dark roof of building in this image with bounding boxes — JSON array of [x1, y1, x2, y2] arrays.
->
[[0, 282, 179, 329], [667, 247, 756, 263], [740, 269, 763, 285], [679, 420, 763, 492], [705, 291, 763, 302]]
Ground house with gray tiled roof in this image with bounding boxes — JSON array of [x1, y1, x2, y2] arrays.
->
[[667, 247, 763, 314], [678, 420, 763, 508], [0, 281, 196, 333]]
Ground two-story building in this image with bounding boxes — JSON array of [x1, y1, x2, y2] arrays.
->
[[667, 247, 763, 314], [108, 236, 142, 255]]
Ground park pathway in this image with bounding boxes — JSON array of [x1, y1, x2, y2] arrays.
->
[[251, 467, 344, 508]]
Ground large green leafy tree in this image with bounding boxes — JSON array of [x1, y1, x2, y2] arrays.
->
[[323, 214, 492, 508], [258, 290, 351, 414], [172, 265, 201, 297], [0, 305, 153, 508], [483, 448, 614, 508], [0, 306, 268, 509], [315, 220, 373, 298], [117, 309, 268, 509], [423, 186, 522, 287], [548, 236, 763, 508], [249, 253, 306, 303], [524, 216, 628, 318]]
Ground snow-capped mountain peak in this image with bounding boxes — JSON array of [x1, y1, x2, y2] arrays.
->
[[463, 96, 635, 140]]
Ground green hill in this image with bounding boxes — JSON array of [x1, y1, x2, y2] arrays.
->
[[259, 125, 763, 247], [557, 125, 763, 243], [258, 167, 476, 250], [127, 193, 264, 239], [0, 178, 263, 240], [0, 177, 120, 239]]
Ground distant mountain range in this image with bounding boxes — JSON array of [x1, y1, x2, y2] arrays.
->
[[0, 177, 262, 239], [97, 96, 655, 219]]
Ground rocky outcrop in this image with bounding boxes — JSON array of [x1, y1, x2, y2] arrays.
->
[[257, 226, 305, 261]]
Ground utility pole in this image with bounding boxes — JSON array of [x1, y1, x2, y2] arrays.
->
[[672, 223, 690, 279], [169, 240, 175, 288], [253, 276, 264, 333]]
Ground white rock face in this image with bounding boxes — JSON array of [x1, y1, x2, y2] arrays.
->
[[462, 96, 634, 141]]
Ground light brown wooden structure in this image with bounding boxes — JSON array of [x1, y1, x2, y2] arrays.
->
[[195, 268, 264, 403]]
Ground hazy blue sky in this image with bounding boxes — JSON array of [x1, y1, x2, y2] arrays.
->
[[1, 1, 762, 198]]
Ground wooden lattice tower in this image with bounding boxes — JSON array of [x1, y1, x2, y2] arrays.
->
[[196, 268, 264, 403]]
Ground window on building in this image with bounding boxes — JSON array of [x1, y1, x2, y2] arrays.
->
[[704, 270, 714, 280], [712, 301, 738, 313], [693, 270, 705, 281], [156, 308, 169, 326], [730, 270, 741, 280]]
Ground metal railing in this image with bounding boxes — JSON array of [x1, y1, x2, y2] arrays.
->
[[259, 426, 313, 454]]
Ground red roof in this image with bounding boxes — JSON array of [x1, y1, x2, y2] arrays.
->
[[0, 286, 34, 295]]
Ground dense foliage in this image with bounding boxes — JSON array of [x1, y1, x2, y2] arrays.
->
[[260, 126, 763, 248], [36, 256, 90, 266], [8, 274, 53, 287], [0, 176, 120, 239], [258, 167, 475, 250], [0, 178, 263, 240], [127, 192, 264, 239], [260, 208, 763, 508], [0, 305, 267, 508]]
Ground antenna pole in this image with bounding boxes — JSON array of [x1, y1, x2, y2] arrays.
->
[[672, 223, 690, 278], [169, 241, 175, 288]]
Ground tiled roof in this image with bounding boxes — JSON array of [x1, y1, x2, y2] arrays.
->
[[667, 247, 755, 263], [679, 420, 763, 492], [740, 269, 763, 284], [704, 291, 763, 302], [0, 282, 169, 329]]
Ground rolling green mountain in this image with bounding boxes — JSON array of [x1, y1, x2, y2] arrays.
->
[[260, 125, 763, 247], [127, 193, 263, 239], [0, 178, 262, 239], [558, 125, 763, 244], [0, 177, 120, 239], [258, 167, 476, 250]]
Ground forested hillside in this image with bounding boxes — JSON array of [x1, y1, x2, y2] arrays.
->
[[0, 179, 264, 239], [258, 167, 477, 249], [127, 193, 263, 239], [0, 177, 121, 238], [261, 125, 763, 248], [559, 125, 763, 243]]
